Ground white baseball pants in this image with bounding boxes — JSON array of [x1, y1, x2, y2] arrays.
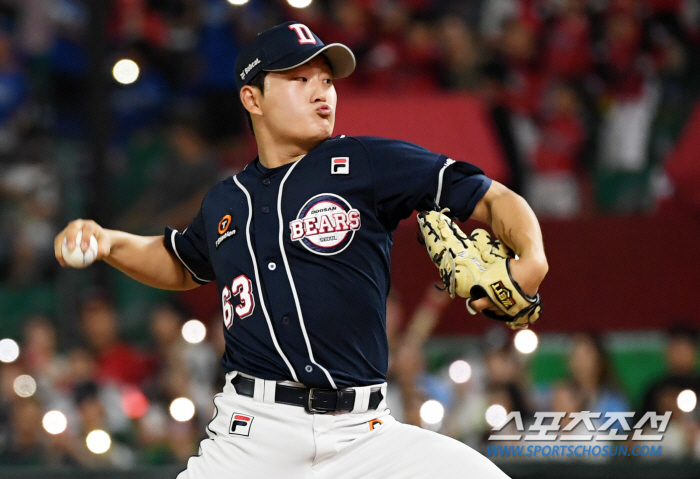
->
[[177, 372, 510, 479]]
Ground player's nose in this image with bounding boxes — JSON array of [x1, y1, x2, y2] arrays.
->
[[311, 79, 327, 103]]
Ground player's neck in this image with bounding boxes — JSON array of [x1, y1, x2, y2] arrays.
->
[[256, 136, 320, 169], [258, 149, 305, 169]]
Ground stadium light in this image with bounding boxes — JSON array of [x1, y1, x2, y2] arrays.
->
[[13, 374, 36, 398], [86, 430, 111, 454], [43, 410, 67, 435], [112, 59, 140, 85], [121, 386, 150, 419], [678, 389, 697, 413], [182, 319, 206, 344], [485, 404, 507, 427], [419, 399, 445, 425], [288, 0, 313, 8], [514, 329, 538, 354], [0, 338, 19, 362], [227, 0, 249, 4], [448, 360, 472, 384], [170, 397, 196, 422]]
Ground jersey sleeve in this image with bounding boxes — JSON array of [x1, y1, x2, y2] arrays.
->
[[359, 137, 492, 229], [163, 208, 215, 284], [438, 160, 493, 222]]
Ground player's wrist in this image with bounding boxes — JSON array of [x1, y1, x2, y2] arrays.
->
[[98, 228, 124, 260], [509, 256, 547, 296]]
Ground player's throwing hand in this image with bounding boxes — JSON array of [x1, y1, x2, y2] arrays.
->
[[54, 219, 111, 267]]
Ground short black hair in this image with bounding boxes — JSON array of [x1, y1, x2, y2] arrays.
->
[[243, 70, 269, 135]]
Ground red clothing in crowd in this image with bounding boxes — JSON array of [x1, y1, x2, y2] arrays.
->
[[533, 113, 585, 173], [107, 0, 169, 48], [503, 64, 546, 116], [545, 12, 593, 80], [603, 8, 645, 100], [95, 341, 154, 387]]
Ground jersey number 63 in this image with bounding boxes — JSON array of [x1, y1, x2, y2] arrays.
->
[[222, 274, 255, 328]]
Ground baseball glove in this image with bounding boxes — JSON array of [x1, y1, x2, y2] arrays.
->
[[417, 209, 542, 330]]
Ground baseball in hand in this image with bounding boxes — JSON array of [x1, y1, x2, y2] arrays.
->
[[61, 230, 98, 268]]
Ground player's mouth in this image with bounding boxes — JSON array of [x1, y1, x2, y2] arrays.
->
[[316, 104, 332, 118]]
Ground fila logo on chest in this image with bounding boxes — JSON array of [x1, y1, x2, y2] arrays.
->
[[331, 157, 349, 175]]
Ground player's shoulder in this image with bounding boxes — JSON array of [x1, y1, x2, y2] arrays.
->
[[326, 135, 429, 154], [199, 175, 239, 206], [333, 135, 420, 148]]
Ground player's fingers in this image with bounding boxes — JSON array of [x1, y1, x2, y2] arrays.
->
[[469, 296, 496, 313], [91, 224, 113, 260], [78, 220, 111, 260], [466, 298, 476, 315], [54, 220, 85, 265], [62, 219, 85, 251], [54, 230, 68, 266], [79, 221, 99, 253]]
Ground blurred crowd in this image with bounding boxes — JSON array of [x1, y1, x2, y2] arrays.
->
[[0, 292, 223, 467], [0, 0, 697, 287], [384, 287, 700, 461], [1, 287, 700, 467]]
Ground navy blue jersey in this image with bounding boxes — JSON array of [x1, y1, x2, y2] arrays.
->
[[164, 136, 491, 388]]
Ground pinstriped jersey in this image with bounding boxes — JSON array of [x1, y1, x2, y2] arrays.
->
[[164, 135, 491, 388]]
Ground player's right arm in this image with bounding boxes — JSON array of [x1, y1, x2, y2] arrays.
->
[[54, 219, 200, 291]]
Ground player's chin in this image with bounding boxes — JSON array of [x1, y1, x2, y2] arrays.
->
[[310, 118, 334, 140]]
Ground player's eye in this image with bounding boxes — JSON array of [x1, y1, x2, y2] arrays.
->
[[294, 77, 308, 82], [323, 78, 333, 84]]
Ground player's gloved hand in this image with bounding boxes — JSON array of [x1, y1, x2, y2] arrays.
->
[[417, 209, 542, 330]]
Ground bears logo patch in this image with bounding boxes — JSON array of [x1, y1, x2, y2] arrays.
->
[[290, 193, 360, 255]]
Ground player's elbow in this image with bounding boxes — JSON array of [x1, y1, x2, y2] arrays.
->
[[531, 255, 549, 283]]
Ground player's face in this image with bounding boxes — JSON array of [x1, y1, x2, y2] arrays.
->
[[260, 57, 337, 148]]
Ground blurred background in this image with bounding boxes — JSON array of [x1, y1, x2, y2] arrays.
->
[[0, 0, 699, 477]]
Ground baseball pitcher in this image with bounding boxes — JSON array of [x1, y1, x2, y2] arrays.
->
[[55, 21, 547, 479]]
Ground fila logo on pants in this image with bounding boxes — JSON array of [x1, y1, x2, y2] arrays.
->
[[229, 413, 254, 437]]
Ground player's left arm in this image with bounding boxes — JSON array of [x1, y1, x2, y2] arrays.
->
[[469, 180, 548, 312]]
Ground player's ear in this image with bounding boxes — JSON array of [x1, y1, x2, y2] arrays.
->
[[240, 85, 263, 117]]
